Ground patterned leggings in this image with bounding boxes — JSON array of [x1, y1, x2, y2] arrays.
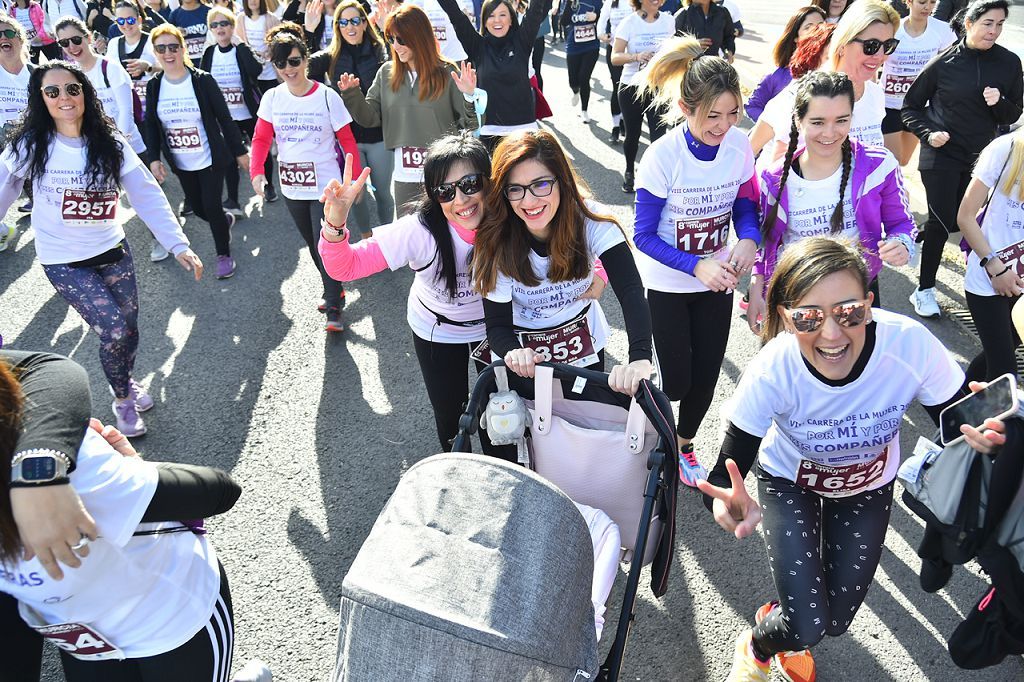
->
[[753, 469, 894, 656], [42, 244, 140, 399]]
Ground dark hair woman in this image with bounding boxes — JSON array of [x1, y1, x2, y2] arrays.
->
[[234, 0, 284, 94], [744, 5, 825, 122], [674, 0, 736, 62]]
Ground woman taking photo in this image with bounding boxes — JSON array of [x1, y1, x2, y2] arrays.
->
[[250, 32, 360, 332], [337, 4, 478, 215], [699, 237, 964, 682], [632, 37, 759, 487], [472, 130, 654, 395], [957, 127, 1024, 383], [0, 62, 203, 434], [744, 5, 825, 122], [610, 0, 674, 193], [145, 24, 249, 280], [902, 0, 1022, 319], [747, 72, 915, 332], [234, 0, 282, 96], [673, 0, 735, 62], [597, 0, 632, 142]]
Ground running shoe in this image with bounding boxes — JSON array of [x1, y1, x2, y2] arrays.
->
[[265, 184, 279, 203], [678, 447, 708, 488], [18, 199, 32, 213], [909, 287, 940, 318], [622, 171, 634, 194], [233, 659, 273, 682], [0, 223, 14, 252], [111, 399, 147, 437], [223, 198, 244, 217], [571, 91, 580, 107], [179, 199, 194, 217], [754, 601, 817, 682], [608, 125, 620, 144], [325, 306, 344, 332], [581, 110, 591, 123], [738, 292, 749, 311], [150, 241, 170, 262], [110, 380, 154, 412], [216, 255, 236, 279], [726, 630, 770, 682], [317, 298, 327, 313]]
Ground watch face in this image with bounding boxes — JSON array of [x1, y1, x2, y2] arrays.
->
[[22, 456, 57, 481]]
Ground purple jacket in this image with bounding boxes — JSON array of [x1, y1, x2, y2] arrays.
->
[[745, 66, 792, 123], [755, 139, 916, 282]]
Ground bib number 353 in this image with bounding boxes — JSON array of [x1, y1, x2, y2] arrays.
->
[[518, 314, 597, 367], [795, 446, 889, 498]]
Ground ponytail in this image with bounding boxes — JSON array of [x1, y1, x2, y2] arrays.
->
[[639, 35, 741, 127]]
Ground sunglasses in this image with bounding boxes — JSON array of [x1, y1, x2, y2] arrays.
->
[[154, 43, 181, 53], [849, 37, 899, 55], [57, 35, 86, 48], [337, 16, 363, 26], [387, 34, 406, 46], [784, 299, 870, 334], [0, 29, 19, 39], [273, 56, 303, 68], [209, 20, 232, 28], [434, 173, 483, 203], [116, 16, 138, 25], [504, 177, 557, 201], [41, 83, 83, 98]]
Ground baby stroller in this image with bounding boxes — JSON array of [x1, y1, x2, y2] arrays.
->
[[333, 362, 678, 681]]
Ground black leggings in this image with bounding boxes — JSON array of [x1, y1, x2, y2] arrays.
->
[[567, 48, 600, 111], [918, 167, 971, 290], [412, 333, 490, 451], [966, 291, 1022, 383], [606, 45, 623, 121], [225, 118, 275, 203], [648, 288, 732, 440], [753, 471, 893, 657], [174, 165, 232, 257], [284, 197, 345, 306], [618, 84, 668, 176], [1, 591, 43, 681], [59, 562, 234, 681], [532, 35, 546, 91]]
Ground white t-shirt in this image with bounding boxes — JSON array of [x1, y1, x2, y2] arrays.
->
[[373, 214, 486, 344], [242, 13, 276, 80], [407, 0, 468, 62], [881, 17, 955, 110], [485, 210, 625, 361], [1, 430, 221, 659], [725, 309, 963, 495], [634, 124, 754, 293], [256, 82, 352, 200], [84, 59, 146, 155], [779, 164, 857, 253], [0, 63, 30, 128], [965, 134, 1024, 296], [209, 46, 252, 121], [156, 75, 213, 171], [1, 133, 144, 265], [613, 11, 674, 87], [106, 35, 158, 114], [761, 79, 886, 151], [597, 1, 632, 37]]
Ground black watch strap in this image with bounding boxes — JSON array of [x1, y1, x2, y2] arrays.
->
[[9, 478, 71, 489]]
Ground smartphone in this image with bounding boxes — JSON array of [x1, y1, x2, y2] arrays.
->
[[939, 373, 1019, 446]]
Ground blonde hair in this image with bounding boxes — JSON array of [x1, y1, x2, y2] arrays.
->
[[639, 35, 742, 126], [999, 128, 1024, 203], [150, 24, 193, 67], [829, 0, 899, 71], [207, 4, 235, 24]]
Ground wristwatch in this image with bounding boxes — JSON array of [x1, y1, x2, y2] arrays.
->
[[10, 449, 70, 487], [980, 254, 991, 270]]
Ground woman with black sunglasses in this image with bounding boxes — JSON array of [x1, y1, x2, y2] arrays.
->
[[698, 237, 964, 682], [250, 32, 360, 332]]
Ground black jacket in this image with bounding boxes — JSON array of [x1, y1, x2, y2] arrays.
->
[[144, 67, 248, 171], [200, 42, 263, 121], [674, 2, 734, 58], [934, 0, 967, 22], [902, 39, 1023, 170], [321, 40, 386, 144], [438, 0, 551, 128]]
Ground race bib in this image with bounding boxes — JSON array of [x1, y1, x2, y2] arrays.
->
[[279, 161, 317, 189], [132, 79, 148, 103], [518, 312, 597, 368], [675, 213, 730, 256], [33, 623, 124, 662], [25, 28, 37, 41], [574, 23, 597, 42], [401, 146, 427, 170], [883, 73, 915, 97], [61, 189, 118, 226], [432, 25, 446, 43], [795, 446, 889, 498], [996, 239, 1024, 279], [185, 35, 205, 59], [470, 338, 491, 368], [222, 87, 244, 106], [165, 126, 202, 153]]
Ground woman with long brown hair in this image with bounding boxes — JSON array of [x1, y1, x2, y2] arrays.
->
[[338, 3, 478, 214], [471, 130, 652, 396], [744, 5, 825, 122]]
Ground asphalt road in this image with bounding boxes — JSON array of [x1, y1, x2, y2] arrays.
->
[[3, 2, 1024, 679]]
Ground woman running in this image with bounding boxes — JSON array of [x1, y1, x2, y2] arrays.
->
[[337, 4, 478, 215], [632, 37, 759, 487], [610, 0, 673, 193], [562, 0, 601, 123], [902, 0, 1022, 319], [472, 130, 653, 396], [0, 62, 203, 434], [437, 0, 550, 148], [250, 32, 360, 332], [234, 0, 282, 101], [597, 0, 631, 142], [744, 5, 825, 122], [699, 237, 964, 682], [169, 0, 211, 63], [957, 127, 1024, 382], [674, 0, 735, 61], [880, 0, 955, 165], [9, 0, 58, 63], [746, 72, 914, 330]]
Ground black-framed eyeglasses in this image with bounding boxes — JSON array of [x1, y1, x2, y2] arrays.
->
[[337, 16, 363, 26], [153, 43, 181, 53], [0, 29, 19, 39], [504, 177, 557, 201], [57, 35, 86, 48], [849, 37, 899, 55], [784, 299, 870, 334], [387, 34, 406, 46], [434, 173, 484, 203], [209, 20, 232, 28], [41, 83, 83, 98], [116, 16, 138, 25], [273, 56, 303, 68]]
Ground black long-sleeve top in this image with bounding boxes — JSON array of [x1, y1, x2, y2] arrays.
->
[[674, 2, 735, 58]]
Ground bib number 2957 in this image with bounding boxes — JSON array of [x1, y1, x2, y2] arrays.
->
[[61, 189, 118, 226]]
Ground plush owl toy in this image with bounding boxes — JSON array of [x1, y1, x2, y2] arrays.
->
[[480, 367, 532, 464]]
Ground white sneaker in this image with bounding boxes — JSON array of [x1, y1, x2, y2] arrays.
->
[[233, 659, 272, 682], [571, 91, 580, 106], [150, 241, 170, 262], [0, 223, 14, 252], [581, 110, 591, 123], [909, 287, 941, 318]]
